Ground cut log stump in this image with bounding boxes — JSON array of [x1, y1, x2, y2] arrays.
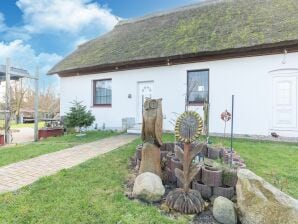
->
[[139, 142, 162, 177]]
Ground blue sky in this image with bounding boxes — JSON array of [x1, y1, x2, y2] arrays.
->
[[0, 0, 197, 88]]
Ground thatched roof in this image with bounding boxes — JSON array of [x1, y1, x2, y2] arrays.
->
[[49, 0, 298, 75]]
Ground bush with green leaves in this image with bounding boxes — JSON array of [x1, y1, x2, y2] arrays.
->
[[64, 100, 95, 132]]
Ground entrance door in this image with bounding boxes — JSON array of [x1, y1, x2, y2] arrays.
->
[[272, 76, 297, 129], [137, 81, 153, 123]]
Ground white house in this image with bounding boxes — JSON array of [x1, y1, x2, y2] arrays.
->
[[49, 0, 298, 138]]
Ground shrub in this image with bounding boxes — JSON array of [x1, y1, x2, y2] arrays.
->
[[64, 100, 95, 132]]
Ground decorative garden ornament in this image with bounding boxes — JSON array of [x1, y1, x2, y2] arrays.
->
[[139, 98, 163, 177], [141, 98, 163, 147], [221, 110, 231, 138], [175, 111, 203, 143], [166, 111, 205, 214], [174, 143, 205, 192]]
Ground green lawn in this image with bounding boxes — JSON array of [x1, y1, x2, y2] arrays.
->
[[0, 138, 188, 224], [224, 138, 297, 197], [0, 130, 118, 167], [0, 134, 297, 223], [0, 120, 46, 129], [11, 122, 46, 129]]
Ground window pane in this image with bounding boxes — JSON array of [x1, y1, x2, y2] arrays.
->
[[107, 96, 111, 104], [96, 96, 100, 104], [94, 79, 112, 105], [188, 70, 209, 104]]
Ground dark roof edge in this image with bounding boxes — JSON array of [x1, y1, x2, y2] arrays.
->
[[48, 40, 298, 76]]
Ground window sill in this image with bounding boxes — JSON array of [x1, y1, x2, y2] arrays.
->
[[187, 103, 205, 106], [92, 105, 112, 108]]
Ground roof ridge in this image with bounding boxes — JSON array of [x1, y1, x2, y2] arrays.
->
[[48, 0, 298, 75], [116, 0, 225, 26], [78, 0, 224, 49]]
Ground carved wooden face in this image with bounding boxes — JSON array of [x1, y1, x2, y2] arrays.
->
[[141, 98, 163, 146]]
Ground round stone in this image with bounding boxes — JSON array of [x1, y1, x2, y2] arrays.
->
[[132, 172, 165, 202], [213, 196, 237, 224]]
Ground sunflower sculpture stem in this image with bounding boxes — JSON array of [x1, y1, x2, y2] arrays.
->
[[183, 143, 191, 192], [166, 142, 205, 214], [166, 111, 205, 214]]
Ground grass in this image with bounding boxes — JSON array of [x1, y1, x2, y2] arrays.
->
[[0, 138, 188, 224], [0, 130, 119, 167], [0, 134, 296, 223], [225, 138, 298, 197], [10, 122, 46, 129], [0, 120, 46, 130]]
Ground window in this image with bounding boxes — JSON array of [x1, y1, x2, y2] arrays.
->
[[93, 79, 112, 106], [187, 70, 209, 104]]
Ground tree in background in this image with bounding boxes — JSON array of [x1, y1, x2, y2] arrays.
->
[[0, 80, 60, 127], [22, 84, 60, 118], [38, 85, 60, 117], [64, 100, 95, 134], [10, 79, 27, 123]]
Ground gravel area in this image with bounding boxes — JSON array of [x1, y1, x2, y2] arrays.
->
[[11, 127, 34, 143], [193, 210, 220, 224]]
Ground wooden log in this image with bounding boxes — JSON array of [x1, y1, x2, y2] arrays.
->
[[213, 186, 235, 199], [201, 166, 223, 187], [192, 181, 212, 199], [139, 142, 162, 177]]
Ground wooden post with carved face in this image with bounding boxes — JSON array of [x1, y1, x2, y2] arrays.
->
[[139, 98, 163, 177]]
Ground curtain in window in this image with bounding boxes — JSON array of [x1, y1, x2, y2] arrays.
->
[[188, 70, 209, 104], [94, 80, 112, 105]]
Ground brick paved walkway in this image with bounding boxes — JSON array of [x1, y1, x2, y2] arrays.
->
[[0, 134, 137, 194]]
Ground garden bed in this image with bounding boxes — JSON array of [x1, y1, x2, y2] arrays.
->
[[38, 127, 64, 139], [126, 142, 244, 222]]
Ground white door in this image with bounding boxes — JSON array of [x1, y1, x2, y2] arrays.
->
[[272, 76, 297, 129], [137, 81, 153, 123]]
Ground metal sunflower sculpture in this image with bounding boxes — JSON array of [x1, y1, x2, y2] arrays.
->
[[166, 111, 206, 214], [175, 111, 203, 143]]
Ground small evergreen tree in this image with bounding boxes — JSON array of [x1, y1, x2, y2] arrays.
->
[[64, 100, 95, 133]]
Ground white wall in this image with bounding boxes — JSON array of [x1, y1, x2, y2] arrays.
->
[[60, 52, 298, 137]]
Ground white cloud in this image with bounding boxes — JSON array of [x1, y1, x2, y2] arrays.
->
[[0, 1, 120, 89], [0, 11, 31, 41], [0, 40, 62, 88], [73, 36, 89, 48], [2, 27, 32, 42], [0, 12, 7, 32], [16, 0, 119, 34]]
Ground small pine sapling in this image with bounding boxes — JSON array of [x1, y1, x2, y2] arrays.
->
[[64, 100, 95, 135]]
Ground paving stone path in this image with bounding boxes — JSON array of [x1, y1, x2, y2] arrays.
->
[[0, 134, 137, 194]]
